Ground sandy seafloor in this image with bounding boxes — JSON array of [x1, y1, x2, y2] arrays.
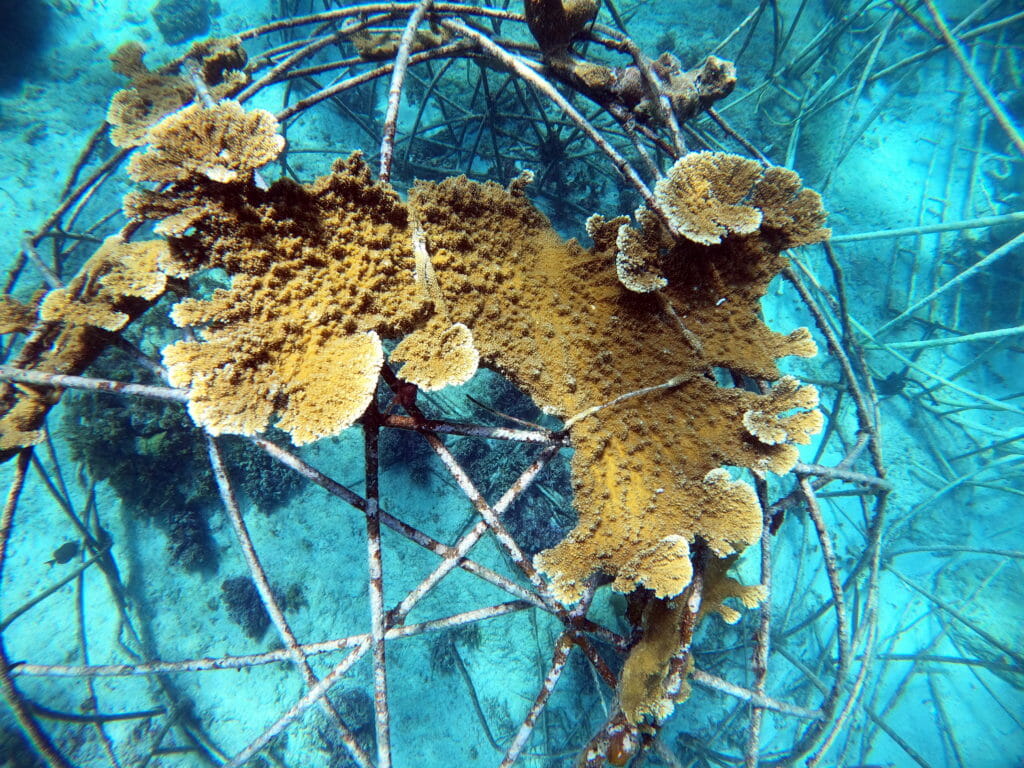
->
[[0, 0, 1022, 767]]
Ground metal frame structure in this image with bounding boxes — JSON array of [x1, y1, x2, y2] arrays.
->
[[0, 1, 1020, 766]]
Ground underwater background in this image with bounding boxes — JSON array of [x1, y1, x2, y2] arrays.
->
[[0, 0, 1022, 767]]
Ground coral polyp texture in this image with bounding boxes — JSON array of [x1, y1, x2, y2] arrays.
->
[[40, 236, 168, 332], [617, 557, 769, 725], [136, 155, 430, 442], [128, 101, 284, 185], [406, 166, 827, 603], [121, 101, 826, 606], [0, 295, 37, 335], [389, 318, 480, 391], [653, 151, 831, 247]]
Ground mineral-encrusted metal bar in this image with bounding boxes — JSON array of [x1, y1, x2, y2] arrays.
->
[[0, 365, 189, 403], [744, 483, 773, 768], [276, 42, 470, 122], [15, 601, 534, 679], [19, 238, 62, 290], [1, 543, 112, 631], [380, 413, 565, 445], [223, 640, 372, 768], [362, 418, 392, 768], [689, 670, 823, 720], [237, 3, 523, 41], [378, 364, 558, 607], [874, 230, 1024, 336], [809, 600, 879, 767], [784, 264, 883, 473], [249, 435, 549, 609], [440, 19, 666, 229], [415, 417, 561, 610], [0, 450, 74, 768], [921, 0, 1024, 156], [829, 212, 1024, 243], [237, 14, 389, 104], [379, 0, 434, 182], [793, 461, 893, 492], [388, 443, 562, 626], [500, 633, 574, 767], [801, 478, 852, 740]]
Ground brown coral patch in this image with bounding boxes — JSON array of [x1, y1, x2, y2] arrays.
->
[[349, 27, 449, 61], [614, 207, 672, 293], [0, 238, 169, 459], [524, 0, 599, 55], [651, 152, 830, 251], [0, 295, 37, 335], [276, 331, 384, 445], [699, 555, 767, 625], [390, 318, 479, 391], [155, 155, 429, 445], [138, 145, 820, 602], [613, 536, 693, 598], [615, 155, 828, 298], [742, 375, 822, 474], [186, 36, 248, 86], [618, 556, 765, 727], [165, 329, 384, 444], [128, 101, 284, 185], [652, 54, 737, 123], [410, 175, 821, 603], [618, 596, 689, 724], [107, 38, 248, 149], [40, 236, 168, 332], [751, 166, 832, 248], [654, 152, 764, 245], [108, 42, 194, 149], [584, 213, 629, 252]]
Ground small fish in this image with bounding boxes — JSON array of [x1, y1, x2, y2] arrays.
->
[[46, 541, 80, 567]]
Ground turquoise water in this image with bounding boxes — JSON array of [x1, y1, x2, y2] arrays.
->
[[0, 1, 1021, 767]]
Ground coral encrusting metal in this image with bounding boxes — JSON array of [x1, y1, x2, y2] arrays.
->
[[0, 296, 37, 336], [606, 152, 832, 296], [106, 100, 827, 729], [0, 236, 169, 455], [410, 172, 826, 604], [130, 156, 429, 442], [106, 37, 247, 148], [39, 236, 168, 332], [121, 103, 431, 443], [121, 99, 826, 606], [616, 557, 768, 726]]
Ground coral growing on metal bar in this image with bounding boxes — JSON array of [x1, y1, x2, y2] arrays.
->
[[0, 236, 169, 455], [118, 90, 826, 611], [3, 86, 826, 743], [107, 37, 247, 148]]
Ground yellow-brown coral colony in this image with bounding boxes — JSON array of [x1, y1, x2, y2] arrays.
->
[[653, 152, 831, 248], [135, 154, 430, 442], [120, 100, 826, 611], [389, 319, 480, 392], [107, 38, 247, 148], [40, 237, 168, 332], [127, 101, 284, 186], [1, 95, 829, 725], [0, 296, 37, 336], [0, 237, 170, 456]]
